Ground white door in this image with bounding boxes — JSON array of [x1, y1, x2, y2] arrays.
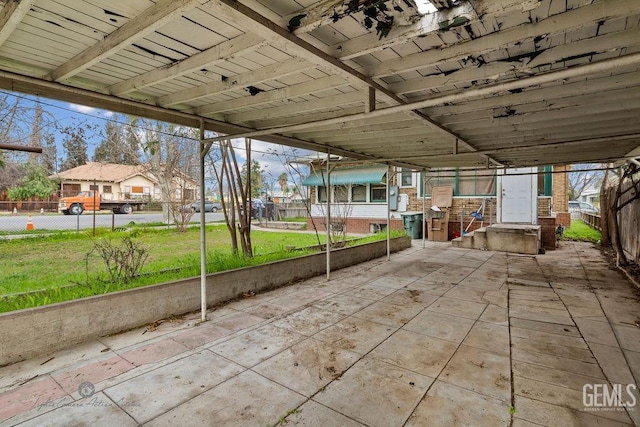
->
[[500, 167, 537, 224]]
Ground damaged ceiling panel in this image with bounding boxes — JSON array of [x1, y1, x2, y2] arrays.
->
[[0, 0, 638, 169]]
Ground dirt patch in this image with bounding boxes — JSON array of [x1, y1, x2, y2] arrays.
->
[[600, 245, 640, 290]]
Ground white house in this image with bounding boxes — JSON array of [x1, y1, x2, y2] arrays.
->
[[52, 162, 197, 201]]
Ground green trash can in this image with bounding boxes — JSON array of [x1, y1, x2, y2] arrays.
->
[[401, 212, 424, 239]]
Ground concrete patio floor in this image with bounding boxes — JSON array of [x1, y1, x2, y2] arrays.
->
[[1, 241, 639, 426]]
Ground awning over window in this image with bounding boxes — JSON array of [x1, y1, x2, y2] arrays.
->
[[302, 166, 387, 186]]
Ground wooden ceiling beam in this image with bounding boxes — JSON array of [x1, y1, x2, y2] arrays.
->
[[196, 75, 350, 115], [433, 86, 640, 125], [108, 33, 265, 95], [209, 0, 494, 162], [46, 0, 204, 82], [159, 57, 314, 106], [383, 134, 640, 161], [203, 52, 640, 143], [392, 27, 640, 97], [227, 91, 369, 123], [444, 104, 640, 132], [329, 2, 477, 60], [0, 0, 35, 47], [370, 0, 640, 78]]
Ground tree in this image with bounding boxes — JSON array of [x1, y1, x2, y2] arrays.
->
[[0, 96, 58, 169], [278, 172, 289, 194], [241, 160, 264, 198], [126, 118, 199, 225], [568, 164, 604, 200], [7, 164, 58, 200], [207, 137, 254, 257], [0, 162, 22, 190], [267, 147, 324, 246], [42, 133, 58, 174], [0, 93, 34, 165], [27, 104, 43, 164], [93, 115, 140, 165], [60, 123, 91, 171]]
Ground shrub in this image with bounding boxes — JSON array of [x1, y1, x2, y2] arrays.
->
[[94, 236, 149, 283]]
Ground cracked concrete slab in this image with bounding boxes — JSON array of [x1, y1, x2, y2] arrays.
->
[[1, 241, 639, 426]]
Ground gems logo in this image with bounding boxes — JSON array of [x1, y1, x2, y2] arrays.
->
[[583, 384, 637, 411]]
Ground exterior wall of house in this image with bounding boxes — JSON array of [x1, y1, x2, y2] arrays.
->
[[120, 176, 155, 199], [305, 165, 570, 239], [61, 181, 111, 197], [60, 176, 156, 201], [552, 165, 570, 212], [306, 216, 404, 234]]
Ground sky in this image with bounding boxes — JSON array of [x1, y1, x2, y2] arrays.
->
[[1, 89, 313, 191]]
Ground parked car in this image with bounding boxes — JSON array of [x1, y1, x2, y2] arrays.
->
[[569, 201, 599, 217], [185, 200, 222, 213]]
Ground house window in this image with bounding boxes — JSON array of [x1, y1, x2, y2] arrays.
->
[[103, 185, 112, 194], [419, 169, 456, 197], [370, 185, 386, 202], [132, 186, 144, 194], [335, 186, 349, 203], [318, 187, 328, 203], [400, 168, 413, 187], [144, 186, 151, 195], [352, 185, 367, 202], [419, 168, 496, 197], [457, 169, 496, 196], [89, 184, 98, 191]]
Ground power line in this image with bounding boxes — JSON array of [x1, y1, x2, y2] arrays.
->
[[1, 90, 309, 159]]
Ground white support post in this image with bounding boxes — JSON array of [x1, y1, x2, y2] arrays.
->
[[199, 121, 207, 322], [422, 170, 426, 248], [326, 151, 331, 280], [386, 164, 391, 261]]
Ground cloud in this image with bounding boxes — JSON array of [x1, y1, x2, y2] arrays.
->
[[68, 103, 113, 118]]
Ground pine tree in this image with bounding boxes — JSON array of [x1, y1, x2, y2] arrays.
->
[[241, 160, 264, 198], [93, 116, 139, 164], [60, 124, 89, 171], [28, 104, 43, 164], [42, 133, 57, 174]]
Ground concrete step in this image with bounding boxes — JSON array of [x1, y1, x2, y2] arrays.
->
[[451, 224, 540, 255]]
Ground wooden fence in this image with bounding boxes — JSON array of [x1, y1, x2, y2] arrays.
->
[[582, 212, 601, 230], [602, 180, 640, 263], [0, 191, 62, 213]]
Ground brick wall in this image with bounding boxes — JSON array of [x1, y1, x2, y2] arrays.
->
[[407, 197, 498, 223], [556, 212, 571, 228], [539, 216, 557, 250], [538, 197, 552, 217], [552, 165, 570, 213]]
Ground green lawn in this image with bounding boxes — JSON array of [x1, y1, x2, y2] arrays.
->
[[563, 220, 602, 243], [0, 225, 328, 295], [0, 225, 395, 312]]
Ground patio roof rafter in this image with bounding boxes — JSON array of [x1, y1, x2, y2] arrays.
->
[[0, 0, 35, 46], [370, 0, 640, 79], [108, 33, 267, 96], [202, 52, 640, 144], [46, 0, 205, 83], [208, 0, 496, 164]]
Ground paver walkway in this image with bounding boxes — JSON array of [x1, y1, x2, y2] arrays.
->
[[1, 241, 639, 426]]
